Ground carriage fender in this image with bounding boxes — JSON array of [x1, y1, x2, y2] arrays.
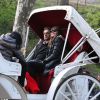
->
[[46, 65, 80, 100]]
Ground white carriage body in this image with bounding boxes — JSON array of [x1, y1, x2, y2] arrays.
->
[[0, 6, 100, 100], [0, 53, 21, 76]]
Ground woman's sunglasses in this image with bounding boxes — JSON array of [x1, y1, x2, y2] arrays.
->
[[50, 30, 57, 32]]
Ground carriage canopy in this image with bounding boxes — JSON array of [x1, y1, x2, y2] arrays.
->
[[28, 6, 100, 60]]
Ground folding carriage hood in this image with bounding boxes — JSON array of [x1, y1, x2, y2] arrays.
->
[[28, 6, 100, 58]]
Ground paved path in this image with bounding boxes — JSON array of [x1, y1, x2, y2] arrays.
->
[[70, 0, 100, 4]]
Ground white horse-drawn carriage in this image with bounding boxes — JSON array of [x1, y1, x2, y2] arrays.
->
[[0, 6, 100, 100]]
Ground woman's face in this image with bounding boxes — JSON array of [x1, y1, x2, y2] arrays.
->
[[50, 31, 58, 39]]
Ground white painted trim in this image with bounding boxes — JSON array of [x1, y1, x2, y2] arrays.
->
[[61, 23, 71, 62]]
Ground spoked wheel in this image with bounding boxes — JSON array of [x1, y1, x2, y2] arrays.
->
[[0, 74, 27, 100], [54, 74, 100, 100]]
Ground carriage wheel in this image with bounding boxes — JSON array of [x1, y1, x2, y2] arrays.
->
[[54, 74, 100, 100], [0, 74, 27, 100]]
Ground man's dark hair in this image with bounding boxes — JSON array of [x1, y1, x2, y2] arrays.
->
[[44, 27, 50, 33]]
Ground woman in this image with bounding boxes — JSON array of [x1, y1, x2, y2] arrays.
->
[[43, 26, 64, 74]]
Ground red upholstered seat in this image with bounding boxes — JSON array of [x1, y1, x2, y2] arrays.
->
[[25, 69, 54, 94], [25, 72, 40, 93]]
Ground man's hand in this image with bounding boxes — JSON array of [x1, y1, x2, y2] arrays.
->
[[21, 47, 26, 56]]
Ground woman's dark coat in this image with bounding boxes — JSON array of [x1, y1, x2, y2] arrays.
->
[[44, 35, 64, 72]]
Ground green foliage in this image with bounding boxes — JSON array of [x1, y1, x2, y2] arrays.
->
[[78, 5, 100, 30], [85, 64, 100, 76], [0, 0, 17, 34]]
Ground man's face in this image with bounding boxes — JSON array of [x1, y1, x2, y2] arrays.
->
[[43, 29, 50, 41]]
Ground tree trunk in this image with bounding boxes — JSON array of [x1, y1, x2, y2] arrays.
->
[[85, 0, 87, 5], [60, 0, 69, 5], [13, 0, 36, 49]]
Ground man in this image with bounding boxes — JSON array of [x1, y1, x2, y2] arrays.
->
[[31, 27, 50, 61], [26, 27, 50, 93], [27, 27, 50, 75]]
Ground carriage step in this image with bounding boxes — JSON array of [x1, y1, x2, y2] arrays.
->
[[27, 94, 47, 100]]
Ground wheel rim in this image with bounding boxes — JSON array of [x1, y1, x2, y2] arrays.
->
[[54, 74, 100, 100]]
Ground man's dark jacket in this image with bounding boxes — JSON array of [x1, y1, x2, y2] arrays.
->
[[27, 40, 48, 76], [32, 40, 48, 61]]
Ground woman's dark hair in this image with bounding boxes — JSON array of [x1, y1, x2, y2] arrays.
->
[[10, 31, 22, 49], [50, 26, 61, 35]]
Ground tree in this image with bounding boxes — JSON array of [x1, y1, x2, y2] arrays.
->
[[13, 0, 36, 55], [60, 0, 69, 5], [0, 0, 17, 34]]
